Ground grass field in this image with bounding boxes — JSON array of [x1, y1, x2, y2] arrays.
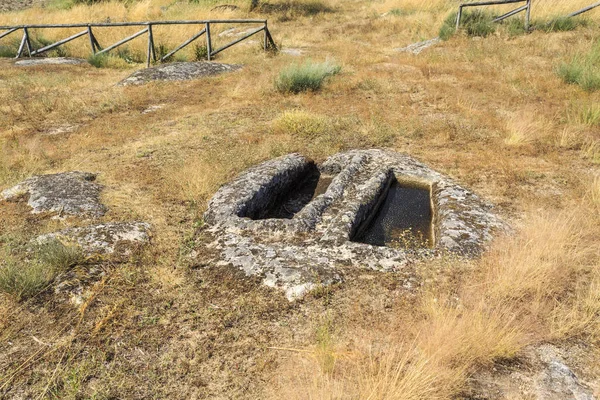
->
[[0, 0, 599, 398]]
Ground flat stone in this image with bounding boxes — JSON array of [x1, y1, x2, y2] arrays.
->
[[395, 37, 440, 55], [469, 344, 597, 400], [119, 62, 241, 86], [201, 149, 508, 300], [535, 345, 596, 400], [15, 57, 88, 66], [36, 222, 151, 257], [280, 48, 305, 56], [1, 171, 106, 218]]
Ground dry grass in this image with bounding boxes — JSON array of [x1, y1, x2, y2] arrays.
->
[[1, 0, 600, 398], [270, 188, 600, 399]]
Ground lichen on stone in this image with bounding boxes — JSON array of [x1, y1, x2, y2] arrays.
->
[[200, 149, 509, 300], [1, 171, 107, 218], [36, 222, 152, 258], [120, 62, 241, 86]]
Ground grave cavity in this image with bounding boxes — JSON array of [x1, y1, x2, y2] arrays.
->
[[201, 149, 508, 300]]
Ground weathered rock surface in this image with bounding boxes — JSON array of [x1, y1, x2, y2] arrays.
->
[[15, 57, 88, 66], [37, 222, 151, 257], [395, 37, 440, 55], [469, 344, 597, 400], [1, 172, 106, 218], [201, 149, 508, 300], [120, 62, 241, 86]]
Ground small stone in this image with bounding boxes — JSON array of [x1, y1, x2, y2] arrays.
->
[[395, 38, 440, 55]]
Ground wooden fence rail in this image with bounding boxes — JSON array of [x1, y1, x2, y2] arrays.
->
[[567, 1, 600, 17], [456, 0, 600, 32], [456, 0, 531, 31], [0, 19, 277, 67]]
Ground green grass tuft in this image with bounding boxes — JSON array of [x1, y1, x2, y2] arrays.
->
[[88, 53, 109, 68], [0, 240, 83, 301], [557, 42, 600, 92], [194, 44, 208, 61], [35, 240, 84, 271], [0, 45, 16, 58], [578, 104, 600, 126], [538, 16, 588, 32], [275, 60, 341, 94], [0, 257, 52, 302]]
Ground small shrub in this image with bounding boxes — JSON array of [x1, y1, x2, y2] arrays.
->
[[155, 43, 170, 61], [0, 45, 16, 58], [275, 60, 341, 94], [505, 18, 527, 37], [0, 258, 52, 301], [439, 10, 496, 40], [557, 42, 600, 92], [88, 53, 109, 68], [439, 13, 457, 41], [116, 47, 144, 64], [194, 44, 208, 61]]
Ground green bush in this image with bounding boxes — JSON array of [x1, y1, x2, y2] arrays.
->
[[275, 60, 341, 94], [194, 44, 208, 61], [88, 53, 109, 68], [439, 10, 496, 40], [0, 258, 52, 302], [557, 42, 600, 92]]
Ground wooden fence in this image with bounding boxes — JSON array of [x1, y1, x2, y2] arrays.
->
[[456, 0, 532, 31], [0, 19, 277, 67], [455, 0, 600, 31]]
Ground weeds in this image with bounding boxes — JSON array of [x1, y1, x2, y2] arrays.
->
[[88, 53, 109, 68], [440, 10, 496, 41], [577, 104, 600, 126], [537, 16, 588, 32], [557, 41, 600, 92], [35, 239, 84, 271], [0, 40, 18, 57], [194, 44, 208, 61], [0, 256, 52, 302], [0, 240, 83, 301], [275, 60, 341, 93], [273, 110, 329, 138]]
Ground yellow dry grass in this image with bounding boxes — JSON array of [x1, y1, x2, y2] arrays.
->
[[270, 188, 600, 399], [0, 0, 599, 398]]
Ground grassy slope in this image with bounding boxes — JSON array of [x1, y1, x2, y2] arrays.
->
[[0, 0, 600, 398]]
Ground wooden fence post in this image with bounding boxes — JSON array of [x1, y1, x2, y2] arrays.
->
[[206, 22, 212, 61], [147, 23, 155, 67], [525, 0, 531, 30]]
